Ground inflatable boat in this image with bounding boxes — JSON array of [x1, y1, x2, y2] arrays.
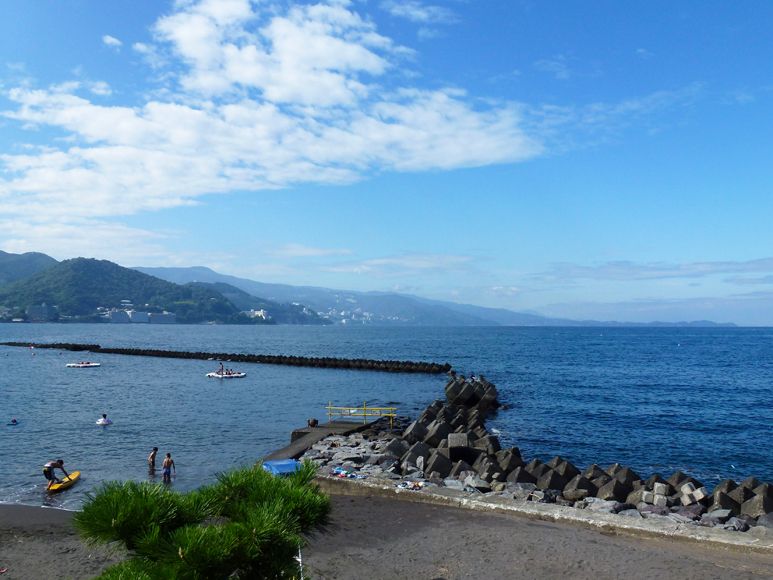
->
[[206, 371, 247, 379]]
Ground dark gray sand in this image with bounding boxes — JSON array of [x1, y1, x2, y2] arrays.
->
[[0, 505, 123, 579], [2, 496, 773, 580], [303, 495, 773, 580]]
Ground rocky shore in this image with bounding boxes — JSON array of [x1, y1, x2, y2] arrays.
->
[[300, 373, 773, 538]]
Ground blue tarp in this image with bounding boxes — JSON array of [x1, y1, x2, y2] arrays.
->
[[262, 459, 301, 476]]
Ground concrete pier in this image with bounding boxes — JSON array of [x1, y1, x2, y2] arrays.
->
[[263, 420, 378, 461]]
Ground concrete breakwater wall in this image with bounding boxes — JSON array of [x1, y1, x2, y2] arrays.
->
[[0, 342, 451, 374], [301, 374, 773, 534]]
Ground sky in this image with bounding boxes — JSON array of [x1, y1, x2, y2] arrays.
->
[[1, 0, 773, 325]]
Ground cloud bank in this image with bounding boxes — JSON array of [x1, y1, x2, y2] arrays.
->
[[0, 0, 540, 258]]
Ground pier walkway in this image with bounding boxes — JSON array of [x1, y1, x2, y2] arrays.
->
[[263, 420, 376, 461]]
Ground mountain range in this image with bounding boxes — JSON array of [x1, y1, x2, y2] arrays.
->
[[0, 251, 735, 326], [135, 266, 735, 328]]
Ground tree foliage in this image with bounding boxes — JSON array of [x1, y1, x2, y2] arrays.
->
[[74, 462, 329, 579]]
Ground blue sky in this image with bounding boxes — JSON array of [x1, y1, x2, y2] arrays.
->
[[1, 0, 773, 324]]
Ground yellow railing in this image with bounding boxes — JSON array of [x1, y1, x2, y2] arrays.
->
[[326, 401, 398, 430]]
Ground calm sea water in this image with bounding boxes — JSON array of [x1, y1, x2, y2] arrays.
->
[[1, 324, 771, 508]]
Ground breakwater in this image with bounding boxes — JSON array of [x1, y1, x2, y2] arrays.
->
[[0, 342, 451, 374], [301, 373, 773, 534]]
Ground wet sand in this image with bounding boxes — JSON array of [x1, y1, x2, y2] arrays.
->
[[1, 494, 772, 579]]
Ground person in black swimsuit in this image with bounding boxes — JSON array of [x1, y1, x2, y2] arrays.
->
[[43, 459, 69, 489]]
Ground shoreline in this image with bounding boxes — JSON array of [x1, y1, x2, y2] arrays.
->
[[3, 373, 772, 578], [1, 491, 772, 580]]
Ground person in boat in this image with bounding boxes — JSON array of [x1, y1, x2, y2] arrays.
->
[[43, 459, 69, 489], [162, 453, 176, 483], [148, 447, 158, 470], [219, 361, 224, 374], [99, 413, 112, 424], [9, 418, 18, 425]]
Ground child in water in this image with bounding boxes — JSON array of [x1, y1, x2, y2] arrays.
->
[[162, 453, 176, 483]]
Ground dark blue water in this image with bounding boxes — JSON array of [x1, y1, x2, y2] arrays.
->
[[1, 324, 771, 508]]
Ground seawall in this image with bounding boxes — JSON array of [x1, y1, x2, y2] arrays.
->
[[0, 342, 452, 374]]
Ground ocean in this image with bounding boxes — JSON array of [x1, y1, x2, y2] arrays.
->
[[1, 324, 771, 509]]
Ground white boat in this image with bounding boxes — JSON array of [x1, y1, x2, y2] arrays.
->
[[96, 418, 113, 426], [206, 371, 247, 379], [66, 362, 101, 368]]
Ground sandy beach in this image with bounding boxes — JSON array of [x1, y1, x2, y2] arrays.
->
[[2, 493, 773, 580]]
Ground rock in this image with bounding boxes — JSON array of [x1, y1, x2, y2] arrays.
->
[[495, 448, 524, 474], [612, 502, 636, 514], [614, 467, 641, 488], [740, 494, 773, 518], [401, 441, 432, 468], [582, 498, 617, 513], [644, 473, 667, 490], [525, 459, 549, 479], [618, 509, 644, 519], [443, 478, 466, 491], [653, 482, 673, 496], [605, 463, 624, 477], [564, 475, 597, 497], [703, 509, 733, 524], [591, 474, 612, 490], [562, 489, 590, 502], [506, 466, 537, 485], [582, 464, 607, 480], [675, 504, 705, 520], [639, 505, 670, 517], [423, 420, 452, 448], [448, 460, 474, 479], [753, 483, 773, 501], [626, 488, 648, 506], [596, 479, 630, 502], [383, 438, 410, 457], [553, 460, 580, 481], [653, 494, 669, 508], [536, 469, 567, 492], [680, 484, 709, 506], [728, 486, 755, 506], [449, 445, 484, 465], [447, 432, 472, 448], [491, 481, 507, 492], [756, 513, 773, 528], [463, 474, 491, 493], [506, 482, 537, 500], [710, 491, 740, 515], [723, 517, 750, 532], [403, 421, 429, 444], [666, 470, 689, 489], [473, 435, 501, 455], [712, 478, 738, 497], [425, 450, 453, 479], [739, 476, 761, 490]]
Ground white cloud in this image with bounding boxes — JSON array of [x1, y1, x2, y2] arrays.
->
[[89, 81, 112, 96], [0, 0, 542, 255], [324, 253, 473, 275], [271, 243, 353, 258], [533, 257, 773, 284], [0, 217, 167, 264], [102, 35, 123, 48], [380, 1, 457, 24], [534, 55, 573, 80]]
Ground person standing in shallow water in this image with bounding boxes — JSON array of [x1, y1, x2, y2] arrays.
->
[[162, 453, 175, 483], [147, 447, 158, 471]]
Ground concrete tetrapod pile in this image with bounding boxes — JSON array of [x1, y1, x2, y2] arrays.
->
[[300, 374, 773, 534]]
